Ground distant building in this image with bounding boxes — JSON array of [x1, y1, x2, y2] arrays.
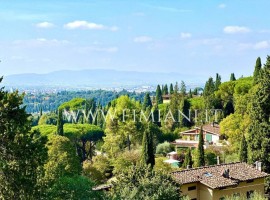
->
[[151, 94, 171, 104], [172, 162, 269, 200], [171, 123, 225, 150]]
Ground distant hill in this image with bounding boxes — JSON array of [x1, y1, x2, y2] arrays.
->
[[3, 69, 203, 89]]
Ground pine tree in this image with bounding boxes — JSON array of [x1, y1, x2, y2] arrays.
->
[[248, 56, 270, 173], [230, 73, 236, 81], [253, 57, 262, 85], [143, 92, 152, 110], [141, 125, 155, 167], [183, 148, 193, 169], [169, 83, 174, 94], [239, 135, 248, 163], [203, 77, 215, 109], [215, 73, 221, 91], [197, 127, 205, 167], [156, 85, 163, 105], [57, 109, 64, 136]]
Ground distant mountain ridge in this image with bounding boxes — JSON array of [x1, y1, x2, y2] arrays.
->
[[3, 69, 203, 88]]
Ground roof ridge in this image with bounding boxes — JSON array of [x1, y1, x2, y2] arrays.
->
[[172, 162, 244, 174]]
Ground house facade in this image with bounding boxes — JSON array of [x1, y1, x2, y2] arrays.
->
[[172, 162, 268, 200]]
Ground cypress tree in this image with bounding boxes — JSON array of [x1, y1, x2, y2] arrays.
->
[[180, 81, 186, 96], [163, 84, 169, 95], [40, 106, 43, 117], [230, 73, 236, 81], [169, 83, 174, 94], [253, 57, 262, 85], [197, 127, 205, 167], [141, 125, 155, 167], [156, 85, 163, 104], [57, 109, 64, 136], [143, 92, 152, 110], [239, 135, 248, 163], [183, 148, 193, 169], [189, 89, 192, 98], [248, 55, 270, 173], [215, 73, 221, 91], [193, 88, 198, 95]]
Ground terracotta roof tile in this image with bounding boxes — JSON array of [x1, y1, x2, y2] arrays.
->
[[172, 162, 269, 189]]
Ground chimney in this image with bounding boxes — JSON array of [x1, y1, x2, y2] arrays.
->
[[255, 161, 262, 171], [217, 156, 220, 165]]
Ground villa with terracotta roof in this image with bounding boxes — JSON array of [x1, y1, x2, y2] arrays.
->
[[172, 162, 269, 200], [172, 123, 225, 149]]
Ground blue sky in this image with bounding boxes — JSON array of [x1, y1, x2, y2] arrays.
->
[[0, 0, 270, 81]]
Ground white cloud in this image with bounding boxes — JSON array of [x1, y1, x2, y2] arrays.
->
[[254, 41, 270, 49], [64, 20, 118, 31], [180, 32, 192, 39], [224, 26, 251, 34], [218, 4, 226, 9], [134, 36, 153, 43], [36, 22, 55, 28]]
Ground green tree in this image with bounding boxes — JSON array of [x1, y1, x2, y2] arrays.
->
[[0, 77, 48, 199], [215, 73, 222, 91], [180, 81, 186, 96], [203, 77, 216, 108], [64, 124, 104, 162], [156, 85, 163, 104], [183, 148, 193, 169], [197, 127, 205, 167], [230, 73, 236, 81], [143, 92, 152, 110], [188, 89, 192, 98], [109, 165, 180, 200], [141, 125, 155, 167], [48, 175, 104, 200], [239, 135, 248, 163], [163, 84, 169, 95], [43, 135, 81, 185], [248, 56, 270, 172], [253, 57, 262, 85], [156, 141, 173, 156], [169, 83, 174, 94], [56, 109, 64, 136]]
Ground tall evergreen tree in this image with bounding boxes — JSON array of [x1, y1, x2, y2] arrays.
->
[[203, 77, 215, 109], [253, 57, 262, 85], [169, 83, 174, 94], [143, 92, 152, 110], [193, 88, 198, 95], [189, 89, 192, 98], [0, 77, 48, 199], [180, 81, 186, 96], [40, 106, 43, 117], [215, 73, 221, 91], [57, 109, 64, 136], [163, 84, 169, 95], [230, 73, 236, 81], [197, 127, 205, 167], [141, 125, 155, 167], [248, 55, 270, 173], [239, 135, 248, 163], [183, 148, 193, 169], [156, 85, 163, 105]]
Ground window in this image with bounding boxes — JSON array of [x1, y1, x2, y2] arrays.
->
[[246, 179, 254, 183], [247, 190, 254, 199], [188, 186, 196, 191]]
